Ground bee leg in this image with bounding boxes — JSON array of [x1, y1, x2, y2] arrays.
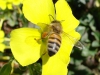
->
[[34, 38, 41, 44]]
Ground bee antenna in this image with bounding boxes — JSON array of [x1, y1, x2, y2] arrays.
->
[[49, 14, 55, 21]]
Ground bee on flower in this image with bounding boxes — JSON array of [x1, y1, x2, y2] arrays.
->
[[10, 0, 81, 75], [41, 16, 83, 56]]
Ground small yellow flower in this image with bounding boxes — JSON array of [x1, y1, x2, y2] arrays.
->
[[0, 0, 13, 10], [0, 0, 7, 10], [0, 20, 5, 52], [8, 0, 23, 5], [7, 3, 13, 9], [0, 0, 22, 10], [10, 0, 81, 75]]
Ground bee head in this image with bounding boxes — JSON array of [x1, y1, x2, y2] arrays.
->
[[51, 20, 62, 34]]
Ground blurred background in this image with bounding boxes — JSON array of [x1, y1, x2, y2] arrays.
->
[[0, 0, 100, 75]]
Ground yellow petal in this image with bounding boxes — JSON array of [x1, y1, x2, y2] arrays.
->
[[0, 30, 4, 38], [42, 53, 69, 75], [7, 3, 13, 9], [10, 28, 41, 66], [58, 30, 81, 63], [55, 0, 80, 33], [0, 43, 5, 52], [22, 0, 55, 26], [0, 0, 6, 10], [42, 30, 80, 75], [12, 0, 22, 5], [0, 38, 4, 43]]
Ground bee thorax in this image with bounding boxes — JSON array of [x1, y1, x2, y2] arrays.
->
[[51, 21, 62, 34]]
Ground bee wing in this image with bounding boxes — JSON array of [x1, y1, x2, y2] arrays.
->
[[74, 40, 83, 50], [61, 31, 83, 50], [10, 28, 41, 66]]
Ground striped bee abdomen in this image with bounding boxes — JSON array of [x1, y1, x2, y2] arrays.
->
[[48, 33, 61, 56]]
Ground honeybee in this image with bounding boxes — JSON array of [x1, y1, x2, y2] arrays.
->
[[41, 19, 83, 56]]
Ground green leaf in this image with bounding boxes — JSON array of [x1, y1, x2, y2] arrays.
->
[[79, 0, 86, 4], [89, 20, 95, 31], [76, 26, 86, 35], [68, 71, 74, 75], [7, 18, 16, 27], [81, 32, 90, 42], [81, 48, 89, 57], [92, 40, 100, 47], [0, 59, 13, 75], [91, 31, 100, 41]]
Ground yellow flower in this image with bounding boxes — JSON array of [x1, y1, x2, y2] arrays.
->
[[10, 0, 80, 75], [8, 0, 23, 5], [0, 0, 22, 10], [0, 0, 13, 10]]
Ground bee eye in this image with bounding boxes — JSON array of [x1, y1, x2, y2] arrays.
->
[[52, 26, 56, 30]]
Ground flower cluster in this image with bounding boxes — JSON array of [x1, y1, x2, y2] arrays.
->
[[0, 0, 23, 10], [10, 0, 81, 75]]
